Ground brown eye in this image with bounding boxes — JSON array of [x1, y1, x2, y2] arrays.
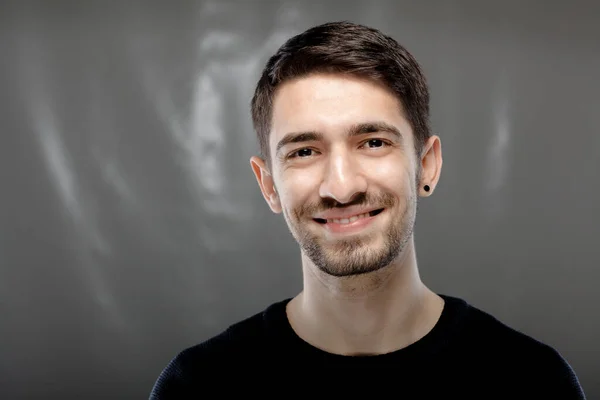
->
[[365, 139, 386, 148], [291, 148, 313, 158]]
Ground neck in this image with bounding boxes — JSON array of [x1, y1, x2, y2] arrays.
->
[[287, 237, 444, 355]]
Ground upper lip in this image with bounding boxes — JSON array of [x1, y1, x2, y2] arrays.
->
[[314, 206, 382, 220]]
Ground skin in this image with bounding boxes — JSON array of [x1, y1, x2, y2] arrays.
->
[[250, 73, 444, 356]]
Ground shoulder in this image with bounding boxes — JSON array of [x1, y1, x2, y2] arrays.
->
[[447, 295, 585, 397], [457, 297, 563, 357], [150, 299, 291, 400], [178, 310, 268, 359], [149, 299, 287, 399]]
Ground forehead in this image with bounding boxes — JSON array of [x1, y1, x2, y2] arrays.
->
[[270, 73, 412, 147]]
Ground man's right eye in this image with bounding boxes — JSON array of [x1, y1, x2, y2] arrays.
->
[[290, 148, 314, 158]]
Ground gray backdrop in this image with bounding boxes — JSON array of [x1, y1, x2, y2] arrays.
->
[[1, 0, 598, 398]]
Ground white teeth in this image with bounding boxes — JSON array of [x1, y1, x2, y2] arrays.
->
[[329, 212, 369, 224]]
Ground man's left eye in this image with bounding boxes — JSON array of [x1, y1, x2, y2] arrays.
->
[[364, 139, 386, 148]]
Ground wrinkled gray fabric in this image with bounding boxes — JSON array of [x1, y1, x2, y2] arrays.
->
[[0, 1, 598, 398]]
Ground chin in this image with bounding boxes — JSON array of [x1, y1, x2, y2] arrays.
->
[[316, 261, 391, 278], [308, 241, 399, 277]]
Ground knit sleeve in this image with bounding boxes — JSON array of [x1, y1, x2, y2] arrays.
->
[[544, 348, 586, 399], [149, 349, 197, 400]]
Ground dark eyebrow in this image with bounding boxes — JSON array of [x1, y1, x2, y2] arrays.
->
[[276, 131, 324, 154], [348, 121, 403, 140], [275, 121, 403, 155]]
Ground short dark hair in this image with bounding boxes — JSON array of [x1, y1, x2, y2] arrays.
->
[[251, 21, 431, 167]]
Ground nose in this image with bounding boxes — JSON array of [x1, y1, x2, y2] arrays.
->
[[319, 149, 367, 204]]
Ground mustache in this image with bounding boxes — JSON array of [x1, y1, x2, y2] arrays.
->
[[297, 192, 396, 217]]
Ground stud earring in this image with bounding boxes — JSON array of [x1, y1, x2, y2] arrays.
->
[[424, 185, 430, 192]]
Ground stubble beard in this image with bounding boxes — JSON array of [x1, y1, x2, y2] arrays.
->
[[285, 191, 417, 277]]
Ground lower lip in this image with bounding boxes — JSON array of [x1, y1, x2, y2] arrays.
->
[[316, 210, 384, 235]]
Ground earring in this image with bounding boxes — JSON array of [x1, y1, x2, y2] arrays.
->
[[424, 185, 430, 192]]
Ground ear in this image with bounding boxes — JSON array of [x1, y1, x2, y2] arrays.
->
[[419, 135, 443, 197], [250, 156, 282, 213]]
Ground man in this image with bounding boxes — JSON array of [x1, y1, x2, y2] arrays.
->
[[150, 21, 585, 398]]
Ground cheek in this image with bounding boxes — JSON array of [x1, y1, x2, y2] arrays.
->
[[368, 156, 414, 189], [278, 169, 322, 208]]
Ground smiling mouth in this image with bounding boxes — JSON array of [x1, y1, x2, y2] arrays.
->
[[313, 208, 385, 225]]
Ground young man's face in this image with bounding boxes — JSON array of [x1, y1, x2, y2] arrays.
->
[[251, 73, 440, 277]]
